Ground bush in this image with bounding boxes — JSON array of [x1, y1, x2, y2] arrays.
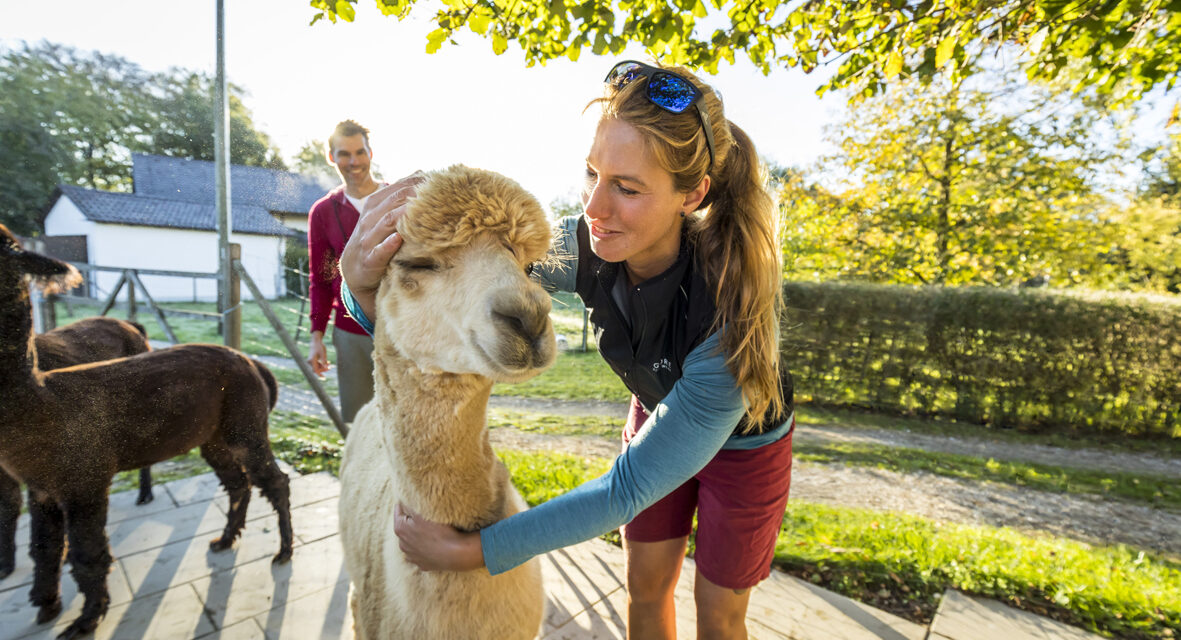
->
[[783, 282, 1181, 438], [283, 235, 309, 298]]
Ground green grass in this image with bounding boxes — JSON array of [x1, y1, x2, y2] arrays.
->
[[488, 409, 622, 439], [54, 298, 333, 362], [110, 451, 207, 495], [269, 364, 339, 396], [775, 502, 1181, 639], [494, 350, 629, 402], [499, 449, 612, 506]]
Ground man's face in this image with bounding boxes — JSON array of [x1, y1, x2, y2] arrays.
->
[[329, 134, 372, 188]]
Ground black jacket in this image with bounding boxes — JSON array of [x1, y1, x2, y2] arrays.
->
[[572, 218, 793, 436]]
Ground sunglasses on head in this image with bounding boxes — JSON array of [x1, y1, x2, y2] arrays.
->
[[604, 60, 717, 168]]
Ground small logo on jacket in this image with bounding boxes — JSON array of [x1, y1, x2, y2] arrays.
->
[[651, 358, 672, 373]]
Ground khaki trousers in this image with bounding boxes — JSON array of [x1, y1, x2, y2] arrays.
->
[[331, 327, 375, 424]]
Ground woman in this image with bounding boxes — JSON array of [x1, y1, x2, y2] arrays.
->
[[340, 60, 793, 639]]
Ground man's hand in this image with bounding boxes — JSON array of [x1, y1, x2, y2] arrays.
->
[[340, 172, 426, 321], [393, 503, 486, 573], [307, 331, 330, 376]]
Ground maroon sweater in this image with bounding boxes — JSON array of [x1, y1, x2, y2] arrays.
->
[[307, 187, 367, 336]]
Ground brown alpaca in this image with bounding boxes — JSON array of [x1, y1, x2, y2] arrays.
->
[[338, 165, 555, 639], [0, 224, 293, 639], [0, 317, 153, 582]]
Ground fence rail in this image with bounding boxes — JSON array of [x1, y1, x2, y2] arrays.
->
[[37, 250, 348, 437]]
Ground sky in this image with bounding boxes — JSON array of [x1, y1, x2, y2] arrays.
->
[[0, 0, 843, 209]]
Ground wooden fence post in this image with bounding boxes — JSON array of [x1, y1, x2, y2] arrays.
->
[[27, 239, 57, 333], [125, 269, 137, 323], [225, 243, 242, 350]]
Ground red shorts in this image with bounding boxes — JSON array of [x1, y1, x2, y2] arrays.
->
[[619, 397, 794, 590]]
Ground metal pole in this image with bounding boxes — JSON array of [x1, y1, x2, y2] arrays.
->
[[214, 0, 233, 346]]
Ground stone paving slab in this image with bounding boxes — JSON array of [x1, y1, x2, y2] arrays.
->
[[928, 590, 1103, 640]]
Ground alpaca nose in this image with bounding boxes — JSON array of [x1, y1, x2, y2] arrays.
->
[[491, 288, 551, 341]]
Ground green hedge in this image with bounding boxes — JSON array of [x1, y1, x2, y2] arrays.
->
[[782, 282, 1181, 438]]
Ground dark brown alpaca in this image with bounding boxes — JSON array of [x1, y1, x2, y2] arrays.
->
[[0, 224, 293, 639], [0, 316, 154, 582]]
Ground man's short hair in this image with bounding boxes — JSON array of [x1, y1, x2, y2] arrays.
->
[[326, 120, 371, 156]]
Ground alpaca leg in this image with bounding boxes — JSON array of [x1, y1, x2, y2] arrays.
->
[[0, 471, 19, 579], [27, 489, 65, 624], [58, 496, 112, 640], [135, 466, 154, 505], [243, 447, 293, 564], [200, 442, 251, 553]]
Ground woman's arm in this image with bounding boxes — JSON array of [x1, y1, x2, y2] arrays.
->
[[392, 331, 746, 574], [338, 173, 425, 321]]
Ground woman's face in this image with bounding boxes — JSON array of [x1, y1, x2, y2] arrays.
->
[[582, 119, 702, 283]]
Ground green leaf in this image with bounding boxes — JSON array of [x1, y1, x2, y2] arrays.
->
[[492, 32, 508, 55], [470, 14, 492, 34], [935, 36, 956, 69], [593, 32, 607, 55], [426, 28, 448, 54], [885, 50, 903, 78], [333, 0, 356, 22]]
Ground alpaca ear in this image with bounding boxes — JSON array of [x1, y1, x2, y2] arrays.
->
[[10, 248, 83, 293], [11, 249, 72, 278]]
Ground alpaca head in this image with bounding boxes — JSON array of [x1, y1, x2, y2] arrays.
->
[[0, 223, 82, 301], [374, 165, 557, 382], [0, 224, 82, 371]]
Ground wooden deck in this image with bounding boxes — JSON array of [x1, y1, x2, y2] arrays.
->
[[0, 468, 1089, 640]]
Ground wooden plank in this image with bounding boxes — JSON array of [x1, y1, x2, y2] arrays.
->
[[66, 262, 219, 280], [234, 260, 348, 437], [127, 270, 179, 344]]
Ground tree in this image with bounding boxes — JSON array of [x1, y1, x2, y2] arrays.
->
[[292, 139, 339, 183], [1100, 197, 1181, 292], [783, 69, 1123, 287], [1140, 128, 1181, 205], [0, 42, 158, 233], [309, 0, 1181, 101], [547, 194, 583, 222], [0, 41, 285, 233], [152, 72, 287, 169], [1102, 127, 1181, 292]]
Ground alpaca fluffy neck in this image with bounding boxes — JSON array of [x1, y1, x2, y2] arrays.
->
[[0, 284, 41, 406], [371, 340, 508, 531]]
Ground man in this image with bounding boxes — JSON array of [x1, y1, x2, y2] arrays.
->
[[306, 120, 381, 423]]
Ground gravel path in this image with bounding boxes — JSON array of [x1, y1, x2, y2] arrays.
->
[[273, 378, 1181, 558]]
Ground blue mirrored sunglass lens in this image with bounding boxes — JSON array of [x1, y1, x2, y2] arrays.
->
[[647, 74, 697, 113], [606, 63, 645, 87]]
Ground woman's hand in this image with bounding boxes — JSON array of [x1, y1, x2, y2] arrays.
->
[[393, 503, 486, 573], [340, 172, 426, 320]]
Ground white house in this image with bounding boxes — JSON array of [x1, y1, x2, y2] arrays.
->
[[42, 155, 332, 302]]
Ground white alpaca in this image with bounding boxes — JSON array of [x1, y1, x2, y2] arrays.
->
[[338, 165, 556, 639]]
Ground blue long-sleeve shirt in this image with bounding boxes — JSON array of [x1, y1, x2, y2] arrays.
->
[[340, 216, 791, 575]]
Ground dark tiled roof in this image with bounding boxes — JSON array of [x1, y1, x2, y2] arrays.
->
[[132, 154, 333, 215], [57, 185, 299, 237]]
